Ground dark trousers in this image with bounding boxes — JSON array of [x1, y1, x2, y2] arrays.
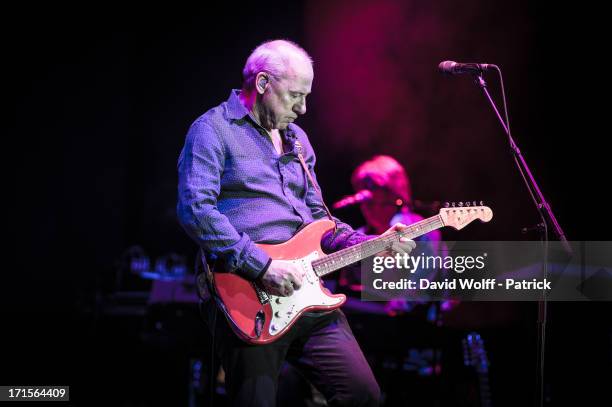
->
[[202, 300, 380, 407]]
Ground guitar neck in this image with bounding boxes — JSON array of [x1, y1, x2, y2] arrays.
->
[[312, 214, 444, 277]]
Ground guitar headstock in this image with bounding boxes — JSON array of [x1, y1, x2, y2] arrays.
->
[[439, 201, 493, 231]]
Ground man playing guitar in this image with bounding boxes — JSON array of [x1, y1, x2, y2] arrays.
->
[[177, 39, 416, 406]]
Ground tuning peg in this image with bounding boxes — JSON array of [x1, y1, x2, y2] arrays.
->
[[465, 201, 471, 207], [444, 202, 450, 208], [473, 201, 477, 206], [479, 200, 484, 206], [451, 202, 456, 207]]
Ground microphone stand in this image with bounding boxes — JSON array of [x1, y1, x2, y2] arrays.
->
[[472, 68, 571, 407]]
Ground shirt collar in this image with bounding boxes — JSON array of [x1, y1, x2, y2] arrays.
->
[[226, 89, 250, 120]]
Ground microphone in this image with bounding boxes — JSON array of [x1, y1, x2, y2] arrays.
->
[[332, 190, 373, 210], [438, 60, 495, 75]]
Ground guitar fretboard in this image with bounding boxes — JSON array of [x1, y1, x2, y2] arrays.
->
[[311, 215, 444, 276]]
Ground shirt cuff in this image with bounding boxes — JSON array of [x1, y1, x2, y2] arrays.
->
[[236, 243, 272, 281], [253, 258, 273, 281]]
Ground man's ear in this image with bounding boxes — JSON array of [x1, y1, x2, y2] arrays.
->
[[255, 72, 269, 95]]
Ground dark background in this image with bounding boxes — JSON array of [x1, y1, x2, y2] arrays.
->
[[5, 1, 610, 406]]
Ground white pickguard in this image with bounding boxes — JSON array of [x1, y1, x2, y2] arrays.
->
[[267, 251, 343, 336]]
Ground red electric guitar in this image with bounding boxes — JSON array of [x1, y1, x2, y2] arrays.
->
[[210, 204, 493, 344]]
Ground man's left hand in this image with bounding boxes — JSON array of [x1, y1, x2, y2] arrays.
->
[[380, 222, 416, 255]]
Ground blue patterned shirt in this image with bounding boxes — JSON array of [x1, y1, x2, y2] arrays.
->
[[177, 90, 369, 281]]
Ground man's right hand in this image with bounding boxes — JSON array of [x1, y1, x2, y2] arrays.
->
[[259, 260, 303, 297]]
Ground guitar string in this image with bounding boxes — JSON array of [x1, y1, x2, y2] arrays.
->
[[313, 215, 444, 276]]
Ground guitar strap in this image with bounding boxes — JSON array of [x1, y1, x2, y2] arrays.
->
[[294, 140, 335, 223]]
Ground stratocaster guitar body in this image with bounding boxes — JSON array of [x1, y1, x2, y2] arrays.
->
[[212, 220, 344, 345]]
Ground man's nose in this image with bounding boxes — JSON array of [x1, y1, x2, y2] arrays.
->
[[294, 99, 306, 115]]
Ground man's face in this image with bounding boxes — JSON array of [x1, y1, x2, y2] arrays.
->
[[260, 60, 313, 130]]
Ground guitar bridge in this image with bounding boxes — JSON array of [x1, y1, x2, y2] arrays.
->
[[253, 282, 270, 304]]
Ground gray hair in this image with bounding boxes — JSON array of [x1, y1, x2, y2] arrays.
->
[[242, 39, 313, 91]]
